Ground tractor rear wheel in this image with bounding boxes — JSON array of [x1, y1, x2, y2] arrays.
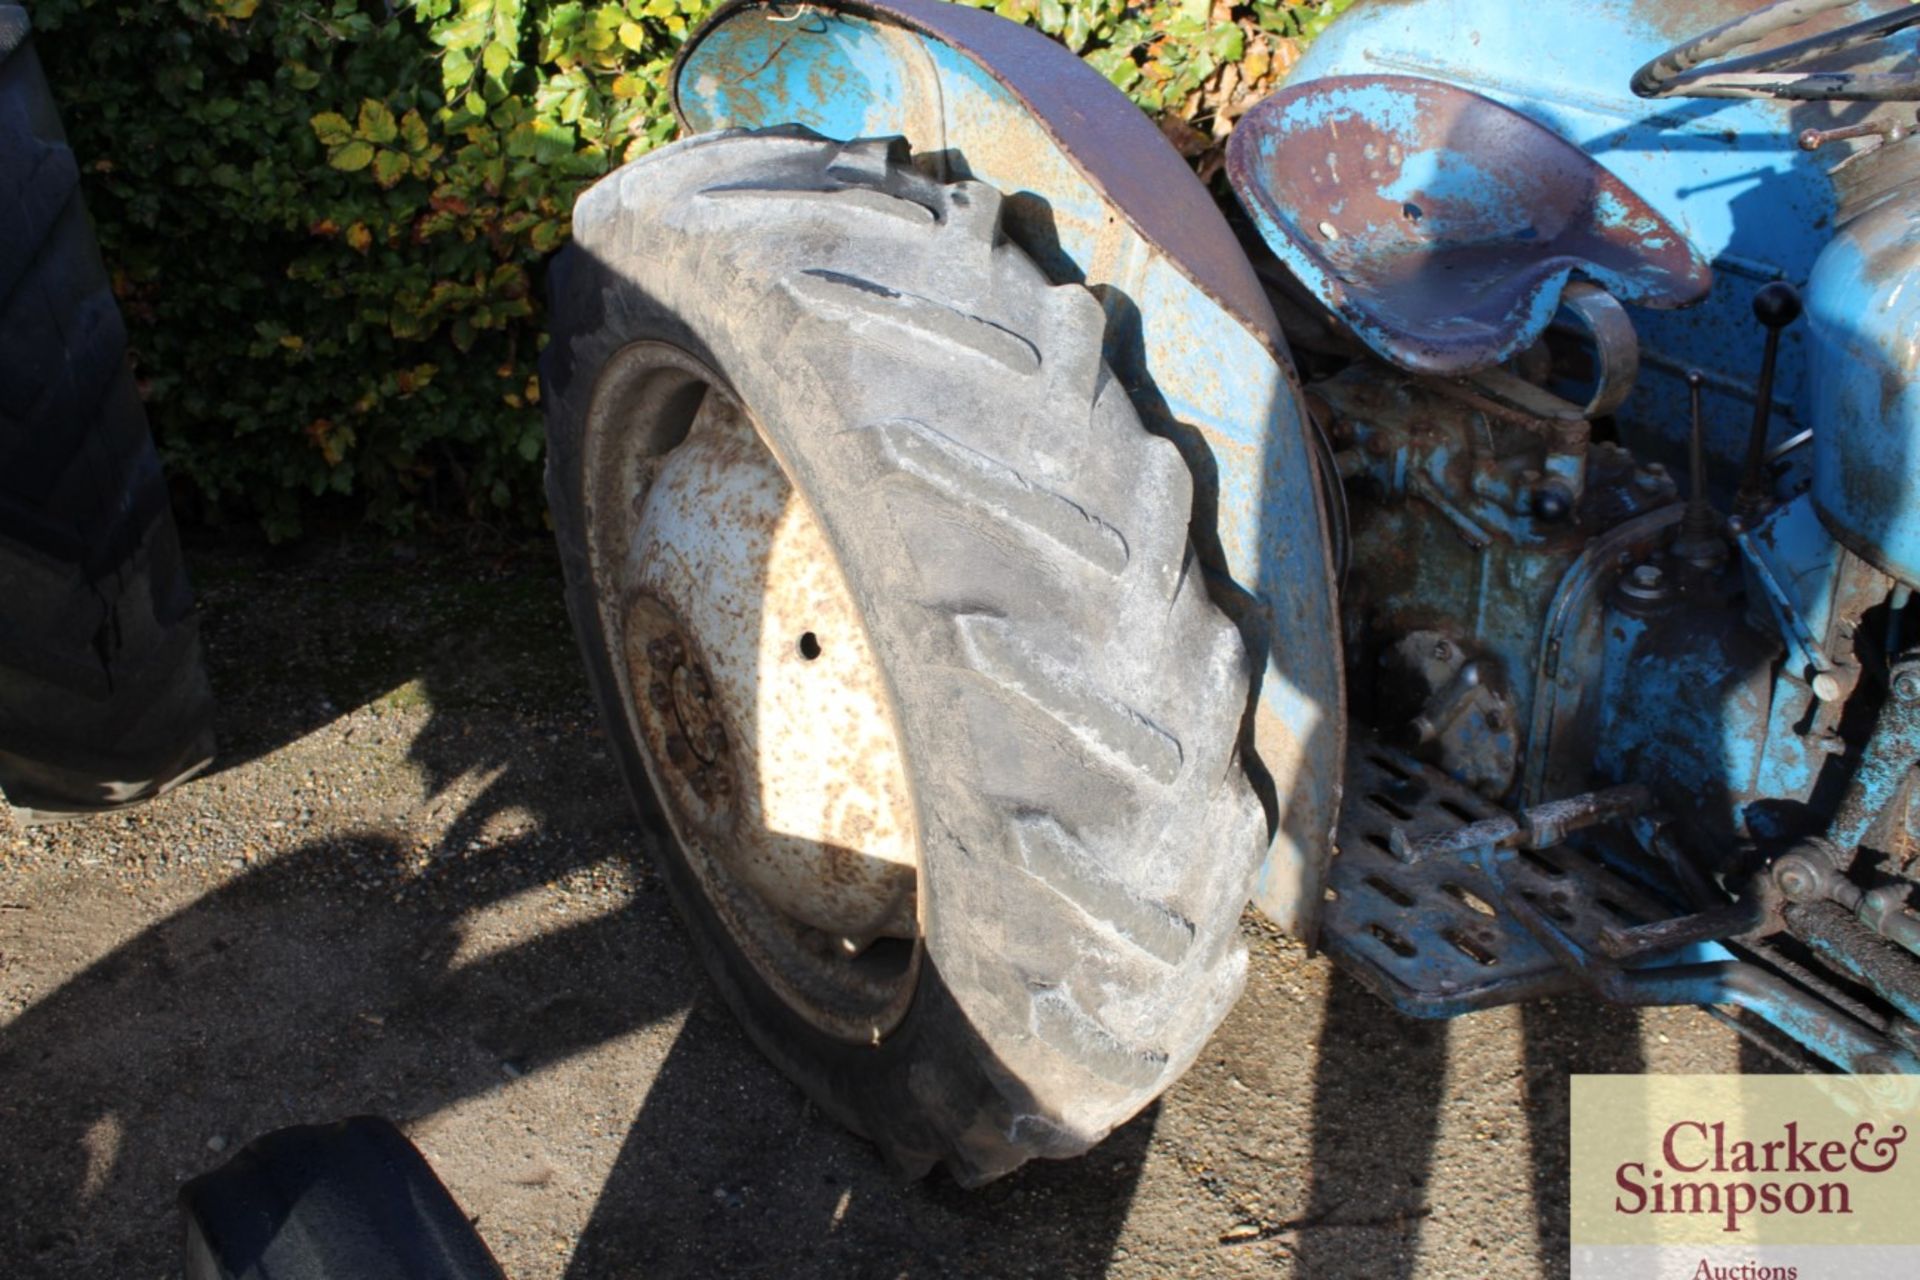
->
[[0, 7, 214, 821], [543, 128, 1268, 1183]]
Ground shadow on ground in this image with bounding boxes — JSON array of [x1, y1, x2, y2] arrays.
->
[[0, 534, 1680, 1277], [0, 535, 1155, 1277]]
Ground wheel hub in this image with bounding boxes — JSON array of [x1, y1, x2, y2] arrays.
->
[[639, 630, 734, 805], [596, 346, 921, 1041]]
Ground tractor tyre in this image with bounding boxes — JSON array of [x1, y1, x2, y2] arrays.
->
[[543, 128, 1268, 1183], [0, 7, 215, 822]]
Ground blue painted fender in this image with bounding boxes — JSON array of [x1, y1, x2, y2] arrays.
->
[[672, 0, 1346, 938]]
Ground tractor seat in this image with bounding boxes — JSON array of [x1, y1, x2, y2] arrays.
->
[[1226, 75, 1711, 377]]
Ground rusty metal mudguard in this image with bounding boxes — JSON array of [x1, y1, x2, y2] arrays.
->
[[670, 0, 1347, 940]]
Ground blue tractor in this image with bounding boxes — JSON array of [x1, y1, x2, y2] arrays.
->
[[541, 0, 1920, 1182]]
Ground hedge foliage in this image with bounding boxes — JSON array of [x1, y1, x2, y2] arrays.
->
[[33, 0, 1350, 539]]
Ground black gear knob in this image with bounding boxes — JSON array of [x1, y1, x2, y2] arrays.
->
[[1736, 281, 1803, 519], [1753, 280, 1803, 330]]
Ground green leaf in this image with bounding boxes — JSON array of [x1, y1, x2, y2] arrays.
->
[[492, 0, 522, 27], [399, 109, 431, 153], [1206, 23, 1244, 61], [431, 8, 490, 49], [357, 98, 398, 144], [309, 112, 353, 146], [529, 118, 577, 163], [443, 46, 474, 88], [372, 149, 409, 188], [390, 306, 428, 340], [1064, 4, 1091, 52], [328, 140, 376, 172], [483, 40, 514, 78], [1084, 46, 1142, 91]]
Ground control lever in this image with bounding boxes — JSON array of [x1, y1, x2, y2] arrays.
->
[[1734, 281, 1803, 520], [1672, 369, 1727, 568]]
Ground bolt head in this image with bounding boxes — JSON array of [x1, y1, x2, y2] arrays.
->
[[1531, 484, 1573, 523], [703, 722, 728, 755], [664, 734, 692, 768], [1812, 671, 1842, 703], [1631, 564, 1663, 589], [1774, 857, 1818, 902], [647, 682, 672, 711], [1895, 668, 1920, 703]]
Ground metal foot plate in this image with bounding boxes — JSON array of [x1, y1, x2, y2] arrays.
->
[[1326, 742, 1667, 1018]]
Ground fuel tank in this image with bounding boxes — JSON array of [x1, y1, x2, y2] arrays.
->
[[1805, 172, 1920, 589]]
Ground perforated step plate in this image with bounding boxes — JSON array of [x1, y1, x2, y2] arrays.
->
[[1326, 742, 1670, 1018]]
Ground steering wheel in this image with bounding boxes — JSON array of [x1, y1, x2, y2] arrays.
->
[[1633, 0, 1920, 100]]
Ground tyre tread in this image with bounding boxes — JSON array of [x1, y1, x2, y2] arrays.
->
[[0, 14, 214, 820]]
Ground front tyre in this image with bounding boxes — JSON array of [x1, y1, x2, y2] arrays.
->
[[543, 129, 1267, 1183]]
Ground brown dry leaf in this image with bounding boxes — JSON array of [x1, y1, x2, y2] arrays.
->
[[1242, 31, 1272, 86], [1270, 34, 1303, 80], [1209, 63, 1243, 139], [1159, 112, 1212, 159]]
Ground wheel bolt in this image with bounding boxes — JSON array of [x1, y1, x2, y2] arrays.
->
[[647, 682, 672, 711], [665, 734, 692, 769], [707, 768, 733, 798], [647, 636, 678, 666], [704, 722, 727, 755], [689, 666, 712, 701]]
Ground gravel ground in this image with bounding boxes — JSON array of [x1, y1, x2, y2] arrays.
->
[[0, 533, 1766, 1278]]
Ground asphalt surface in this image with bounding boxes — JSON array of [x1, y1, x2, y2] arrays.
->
[[0, 534, 1765, 1278]]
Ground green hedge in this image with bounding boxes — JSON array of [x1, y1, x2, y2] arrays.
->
[[33, 0, 1349, 539]]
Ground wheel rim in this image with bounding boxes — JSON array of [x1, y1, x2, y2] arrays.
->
[[587, 342, 921, 1043]]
